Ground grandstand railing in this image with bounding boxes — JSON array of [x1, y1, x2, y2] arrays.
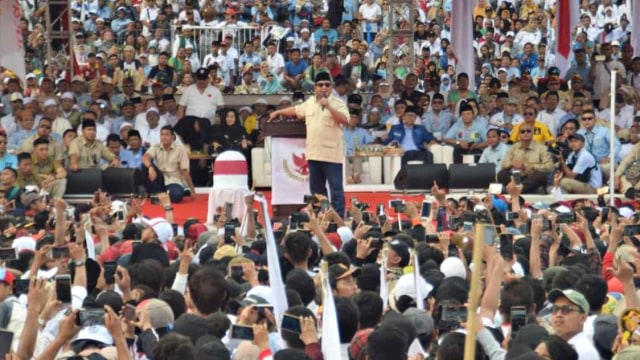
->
[[170, 25, 261, 63]]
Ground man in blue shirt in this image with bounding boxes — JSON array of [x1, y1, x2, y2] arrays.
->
[[313, 19, 339, 45], [282, 49, 308, 91], [577, 109, 620, 169], [8, 110, 36, 152], [384, 106, 435, 166], [479, 128, 509, 173], [422, 93, 456, 141], [443, 103, 489, 163], [557, 134, 602, 194], [0, 133, 17, 170], [111, 7, 133, 39], [344, 108, 373, 184]]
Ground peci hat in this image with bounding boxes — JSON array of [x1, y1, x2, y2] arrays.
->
[[315, 71, 332, 84], [568, 134, 585, 142]]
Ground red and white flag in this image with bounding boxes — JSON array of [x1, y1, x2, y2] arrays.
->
[[451, 0, 475, 90], [0, 0, 26, 81], [555, 0, 579, 76], [633, 0, 640, 57]]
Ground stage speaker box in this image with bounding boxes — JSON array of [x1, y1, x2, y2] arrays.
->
[[448, 163, 496, 190], [102, 168, 137, 195], [394, 164, 448, 190], [66, 168, 103, 195]]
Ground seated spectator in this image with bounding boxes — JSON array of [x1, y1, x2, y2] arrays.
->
[[343, 108, 373, 184], [498, 122, 554, 193], [0, 133, 17, 170], [282, 49, 307, 91], [443, 104, 488, 163], [479, 128, 509, 173], [383, 106, 435, 166], [139, 125, 195, 202], [31, 137, 67, 198], [20, 117, 64, 163], [69, 119, 120, 171], [509, 106, 555, 145], [8, 110, 36, 151], [556, 134, 602, 194]]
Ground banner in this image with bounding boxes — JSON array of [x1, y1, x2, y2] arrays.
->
[[271, 137, 309, 205], [0, 0, 26, 81], [451, 0, 475, 90], [555, 0, 579, 76]]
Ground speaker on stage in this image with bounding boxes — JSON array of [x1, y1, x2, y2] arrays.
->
[[448, 163, 496, 190], [394, 164, 448, 190], [66, 169, 103, 195], [102, 168, 137, 195]]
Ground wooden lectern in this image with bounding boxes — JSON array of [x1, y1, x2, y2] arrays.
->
[[263, 121, 307, 220]]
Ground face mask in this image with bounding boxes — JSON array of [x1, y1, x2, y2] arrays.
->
[[377, 69, 387, 78]]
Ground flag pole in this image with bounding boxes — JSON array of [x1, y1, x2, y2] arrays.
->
[[609, 71, 616, 206], [463, 223, 486, 360]]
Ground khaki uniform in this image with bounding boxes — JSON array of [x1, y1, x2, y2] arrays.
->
[[295, 95, 349, 164], [69, 136, 116, 169], [501, 141, 555, 172], [146, 143, 190, 186], [32, 155, 66, 197], [20, 135, 65, 161]]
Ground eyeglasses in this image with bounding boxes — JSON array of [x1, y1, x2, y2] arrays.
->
[[581, 117, 594, 121], [316, 82, 332, 88], [523, 112, 535, 116], [266, 74, 273, 78], [550, 304, 581, 315], [520, 129, 533, 133]]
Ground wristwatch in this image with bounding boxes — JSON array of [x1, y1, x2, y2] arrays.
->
[[74, 259, 85, 267]]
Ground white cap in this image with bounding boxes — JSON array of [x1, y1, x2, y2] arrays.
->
[[300, 28, 309, 33], [394, 273, 432, 302], [72, 326, 113, 346], [96, 18, 105, 23], [43, 99, 58, 108], [101, 76, 113, 84], [239, 106, 252, 113], [279, 96, 292, 104], [506, 31, 515, 37], [22, 97, 34, 105], [146, 106, 159, 114], [12, 236, 36, 254], [119, 123, 133, 131], [620, 207, 634, 219], [246, 285, 274, 305], [9, 92, 23, 102], [143, 217, 173, 243], [254, 98, 268, 105], [26, 73, 36, 80], [60, 92, 74, 101], [440, 257, 467, 280]]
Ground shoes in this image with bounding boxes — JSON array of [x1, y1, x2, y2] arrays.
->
[[184, 187, 192, 196]]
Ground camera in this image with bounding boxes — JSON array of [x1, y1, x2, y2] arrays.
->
[[352, 198, 370, 211]]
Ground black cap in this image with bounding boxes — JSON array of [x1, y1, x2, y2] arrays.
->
[[82, 119, 96, 129], [347, 93, 363, 105], [568, 134, 585, 142], [315, 71, 331, 84], [162, 94, 175, 101], [121, 100, 134, 108], [549, 66, 561, 76], [195, 67, 209, 80], [130, 96, 142, 104]]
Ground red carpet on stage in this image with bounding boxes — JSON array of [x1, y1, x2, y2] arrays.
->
[[141, 192, 428, 225]]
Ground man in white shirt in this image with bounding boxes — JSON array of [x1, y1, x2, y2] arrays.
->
[[479, 129, 509, 173], [266, 42, 285, 78], [176, 67, 224, 123], [548, 289, 600, 360], [538, 91, 566, 136]]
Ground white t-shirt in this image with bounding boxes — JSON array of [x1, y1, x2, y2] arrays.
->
[[179, 84, 225, 121], [359, 3, 382, 33]]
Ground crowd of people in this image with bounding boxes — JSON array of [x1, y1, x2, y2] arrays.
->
[[1, 0, 640, 359]]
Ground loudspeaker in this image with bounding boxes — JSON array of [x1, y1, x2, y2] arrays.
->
[[66, 168, 103, 195], [102, 168, 137, 195], [394, 164, 448, 190], [448, 163, 496, 190]]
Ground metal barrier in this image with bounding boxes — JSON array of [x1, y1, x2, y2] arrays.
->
[[171, 25, 261, 63]]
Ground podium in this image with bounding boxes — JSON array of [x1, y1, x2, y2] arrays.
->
[[264, 121, 307, 220]]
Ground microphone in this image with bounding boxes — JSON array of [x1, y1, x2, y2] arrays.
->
[[321, 94, 328, 111]]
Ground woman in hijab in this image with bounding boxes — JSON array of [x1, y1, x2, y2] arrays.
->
[[174, 116, 213, 186], [440, 73, 452, 95], [213, 108, 252, 154], [257, 62, 285, 94]]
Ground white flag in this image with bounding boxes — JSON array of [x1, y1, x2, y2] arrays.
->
[[633, 0, 640, 57], [413, 252, 424, 310], [321, 266, 340, 359], [451, 0, 475, 90], [256, 195, 288, 328], [380, 256, 388, 308], [0, 0, 27, 81]]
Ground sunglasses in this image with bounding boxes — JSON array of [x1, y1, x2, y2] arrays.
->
[[316, 82, 332, 88], [266, 74, 273, 78], [520, 129, 532, 133], [582, 117, 594, 121], [550, 304, 581, 315], [523, 112, 535, 116]]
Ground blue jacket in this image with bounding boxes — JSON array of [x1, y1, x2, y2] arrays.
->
[[384, 124, 434, 151]]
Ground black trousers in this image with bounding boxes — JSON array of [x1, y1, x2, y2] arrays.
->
[[497, 169, 548, 194]]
